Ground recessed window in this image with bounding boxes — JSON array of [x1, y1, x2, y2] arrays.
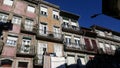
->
[[18, 62, 28, 68], [40, 6, 48, 16], [3, 0, 13, 6], [6, 35, 18, 46], [0, 13, 8, 23], [12, 16, 21, 25], [24, 19, 33, 31], [20, 38, 31, 53], [53, 10, 59, 20], [27, 5, 35, 13]]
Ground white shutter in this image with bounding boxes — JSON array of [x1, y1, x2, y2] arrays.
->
[[27, 6, 35, 13], [7, 36, 17, 40], [67, 56, 76, 65], [3, 0, 13, 6], [79, 57, 86, 65], [99, 42, 105, 51], [53, 10, 59, 16], [111, 45, 116, 50], [41, 6, 47, 12]]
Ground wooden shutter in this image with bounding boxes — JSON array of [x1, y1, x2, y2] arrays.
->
[[91, 39, 97, 52], [84, 38, 91, 51]]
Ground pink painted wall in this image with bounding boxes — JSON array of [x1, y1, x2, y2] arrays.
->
[[9, 24, 20, 33], [26, 12, 36, 19], [0, 0, 12, 11], [14, 1, 26, 16], [2, 46, 16, 57]]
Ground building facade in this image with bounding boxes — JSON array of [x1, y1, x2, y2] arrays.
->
[[0, 0, 120, 68]]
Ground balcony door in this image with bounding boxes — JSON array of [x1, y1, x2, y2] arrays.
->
[[21, 38, 31, 54], [53, 26, 60, 38], [39, 23, 47, 35]]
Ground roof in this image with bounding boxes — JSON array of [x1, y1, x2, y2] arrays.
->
[[60, 10, 80, 20]]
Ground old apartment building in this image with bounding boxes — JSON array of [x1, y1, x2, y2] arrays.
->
[[0, 0, 120, 68]]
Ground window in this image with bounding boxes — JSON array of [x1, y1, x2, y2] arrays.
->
[[24, 19, 33, 31], [21, 38, 31, 53], [18, 62, 28, 68], [65, 36, 71, 44], [98, 31, 105, 37], [84, 38, 92, 50], [91, 39, 97, 49], [74, 37, 80, 46], [71, 19, 77, 26], [40, 6, 48, 16], [53, 10, 59, 20], [99, 42, 105, 52], [63, 19, 69, 28], [6, 35, 18, 46], [27, 6, 35, 13], [39, 23, 47, 35], [37, 43, 47, 64], [54, 45, 62, 57], [0, 13, 8, 23], [3, 0, 13, 6], [53, 26, 60, 38], [78, 57, 86, 65], [111, 45, 116, 51], [105, 43, 111, 52], [67, 56, 76, 65], [12, 16, 21, 25]]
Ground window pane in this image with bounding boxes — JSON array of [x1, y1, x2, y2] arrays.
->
[[3, 0, 13, 6]]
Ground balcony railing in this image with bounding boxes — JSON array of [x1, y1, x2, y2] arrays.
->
[[62, 23, 80, 34], [36, 29, 63, 43], [0, 40, 4, 54], [21, 23, 37, 34], [16, 44, 35, 57], [34, 54, 43, 66], [64, 42, 85, 51], [97, 33, 120, 42]]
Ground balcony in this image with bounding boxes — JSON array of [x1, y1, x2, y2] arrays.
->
[[36, 29, 63, 43], [0, 40, 4, 54], [64, 42, 97, 54], [34, 54, 43, 66], [62, 24, 80, 34], [16, 44, 35, 57], [64, 42, 85, 51], [21, 23, 37, 34]]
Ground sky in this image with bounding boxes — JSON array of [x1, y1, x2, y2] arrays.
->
[[45, 0, 120, 32]]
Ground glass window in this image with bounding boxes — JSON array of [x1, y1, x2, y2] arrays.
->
[[3, 0, 13, 6], [99, 42, 105, 52], [12, 16, 21, 25], [6, 35, 18, 46], [39, 23, 47, 35], [24, 19, 33, 31], [18, 62, 28, 68], [40, 6, 48, 16], [54, 45, 62, 57], [74, 37, 80, 46], [98, 31, 105, 37], [53, 26, 60, 38], [27, 6, 35, 13], [0, 13, 8, 23], [53, 10, 59, 20]]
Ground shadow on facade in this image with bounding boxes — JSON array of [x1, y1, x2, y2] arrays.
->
[[56, 48, 120, 68]]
